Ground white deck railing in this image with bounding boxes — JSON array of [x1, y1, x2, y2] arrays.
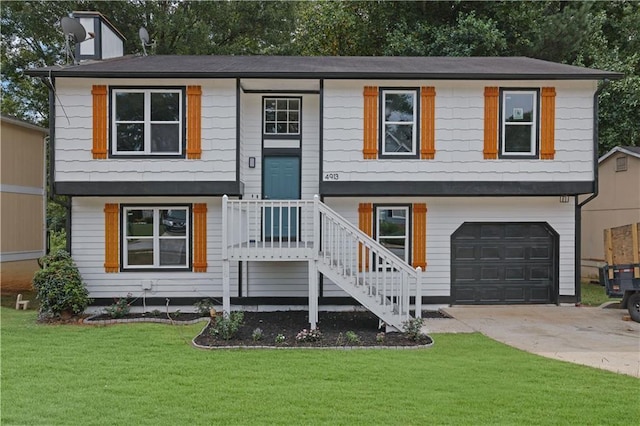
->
[[222, 196, 316, 260]]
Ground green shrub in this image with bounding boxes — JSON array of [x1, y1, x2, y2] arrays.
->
[[48, 229, 66, 254], [32, 250, 92, 318], [402, 317, 426, 342], [210, 311, 244, 340], [345, 331, 361, 345], [252, 327, 264, 342], [104, 294, 132, 319]]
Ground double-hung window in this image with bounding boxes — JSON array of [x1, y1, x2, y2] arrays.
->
[[112, 88, 183, 156], [123, 206, 190, 269], [381, 89, 418, 157], [375, 206, 410, 263], [500, 89, 539, 157]]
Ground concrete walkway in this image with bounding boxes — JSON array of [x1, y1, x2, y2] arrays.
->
[[423, 305, 640, 378]]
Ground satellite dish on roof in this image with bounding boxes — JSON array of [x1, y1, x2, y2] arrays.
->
[[60, 16, 93, 64], [61, 16, 86, 43], [139, 27, 154, 56]]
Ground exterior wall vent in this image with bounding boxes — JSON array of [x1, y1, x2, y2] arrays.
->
[[72, 11, 125, 61], [615, 156, 628, 172]]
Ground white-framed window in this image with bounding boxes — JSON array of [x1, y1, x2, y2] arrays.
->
[[375, 206, 410, 263], [123, 206, 190, 269], [501, 89, 538, 156], [381, 89, 418, 156], [264, 98, 300, 135], [112, 88, 183, 155]]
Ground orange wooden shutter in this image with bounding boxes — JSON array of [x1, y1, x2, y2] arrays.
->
[[104, 203, 119, 272], [540, 87, 556, 160], [186, 86, 202, 159], [412, 204, 427, 269], [483, 87, 499, 159], [420, 87, 436, 159], [358, 203, 373, 270], [92, 85, 108, 159], [192, 203, 207, 272], [363, 86, 378, 159]]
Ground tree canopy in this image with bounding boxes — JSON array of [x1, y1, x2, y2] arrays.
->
[[2, 0, 638, 153]]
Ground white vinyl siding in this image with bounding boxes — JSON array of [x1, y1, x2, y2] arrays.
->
[[322, 80, 596, 182], [54, 78, 236, 182], [325, 196, 576, 298], [71, 197, 238, 301]]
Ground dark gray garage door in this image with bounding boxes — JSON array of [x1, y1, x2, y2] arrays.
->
[[451, 222, 557, 304]]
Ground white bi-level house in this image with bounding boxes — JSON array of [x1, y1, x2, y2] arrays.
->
[[28, 12, 621, 329]]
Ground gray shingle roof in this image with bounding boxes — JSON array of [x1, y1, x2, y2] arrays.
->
[[27, 55, 623, 80], [599, 146, 640, 163]]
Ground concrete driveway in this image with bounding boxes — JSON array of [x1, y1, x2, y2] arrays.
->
[[423, 305, 640, 378]]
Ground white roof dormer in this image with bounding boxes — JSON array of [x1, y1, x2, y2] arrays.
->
[[72, 11, 125, 61]]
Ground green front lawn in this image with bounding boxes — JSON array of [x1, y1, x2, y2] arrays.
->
[[1, 308, 637, 425]]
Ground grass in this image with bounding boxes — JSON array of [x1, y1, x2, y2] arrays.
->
[[580, 281, 618, 306], [2, 308, 638, 425]]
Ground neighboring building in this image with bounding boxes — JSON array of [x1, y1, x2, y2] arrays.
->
[[0, 114, 48, 291], [27, 13, 622, 328], [581, 146, 640, 279]]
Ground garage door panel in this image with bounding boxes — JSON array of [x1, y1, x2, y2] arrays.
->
[[454, 266, 476, 281], [504, 286, 526, 302], [451, 222, 557, 305], [477, 286, 501, 302], [505, 266, 526, 280], [530, 286, 552, 302], [480, 224, 503, 239], [505, 246, 525, 259], [452, 287, 477, 303], [480, 266, 500, 280], [530, 266, 551, 280], [531, 246, 552, 260], [455, 245, 475, 260], [480, 246, 501, 259]]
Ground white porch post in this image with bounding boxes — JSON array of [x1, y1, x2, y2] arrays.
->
[[308, 259, 318, 329], [308, 195, 320, 329], [415, 267, 423, 319], [222, 195, 231, 314]]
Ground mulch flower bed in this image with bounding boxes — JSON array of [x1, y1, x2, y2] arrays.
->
[[193, 310, 434, 348]]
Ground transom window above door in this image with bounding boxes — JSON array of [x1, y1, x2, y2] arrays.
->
[[111, 88, 184, 156], [264, 98, 300, 135]]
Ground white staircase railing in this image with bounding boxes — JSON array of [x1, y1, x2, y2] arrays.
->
[[316, 199, 421, 330], [222, 195, 422, 329]]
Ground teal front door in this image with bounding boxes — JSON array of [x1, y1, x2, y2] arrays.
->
[[263, 156, 300, 240]]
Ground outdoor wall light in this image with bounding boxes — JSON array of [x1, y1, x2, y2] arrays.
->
[[249, 157, 256, 168], [559, 195, 570, 203]]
